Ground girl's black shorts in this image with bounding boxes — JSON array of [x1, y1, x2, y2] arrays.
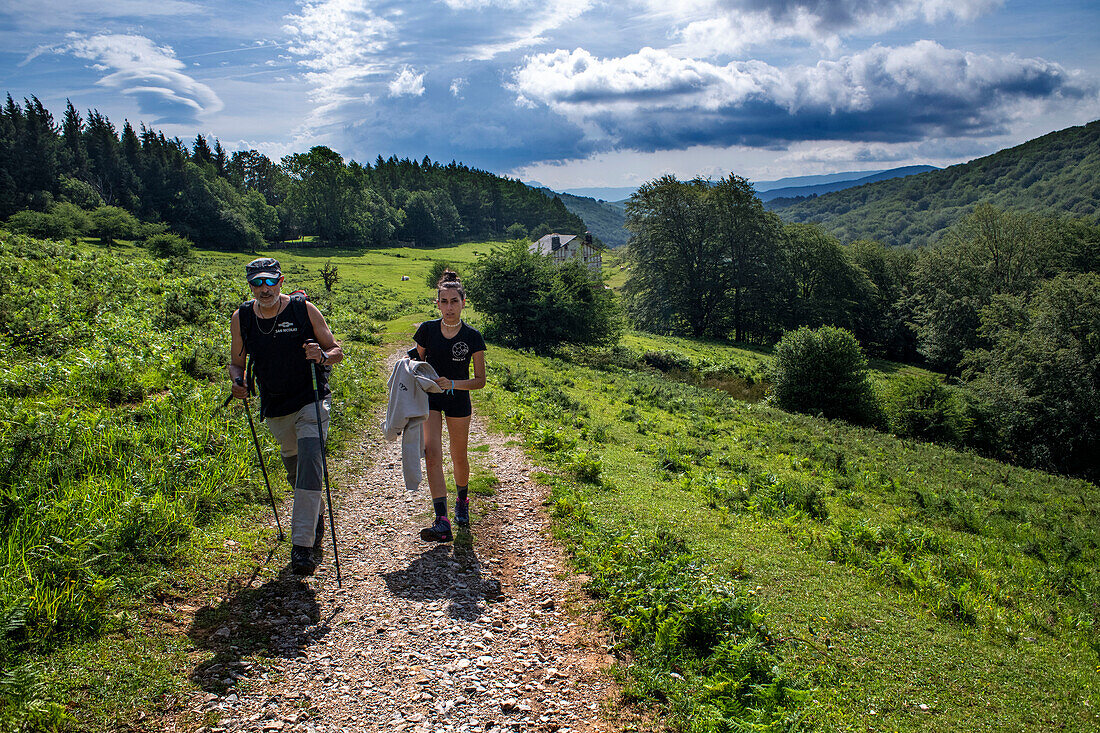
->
[[428, 389, 472, 418]]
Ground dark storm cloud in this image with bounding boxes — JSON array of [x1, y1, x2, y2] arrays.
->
[[511, 42, 1093, 155]]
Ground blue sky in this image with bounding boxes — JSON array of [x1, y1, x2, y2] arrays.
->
[[1, 0, 1097, 191]]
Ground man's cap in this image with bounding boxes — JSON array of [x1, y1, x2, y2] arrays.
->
[[246, 257, 281, 280]]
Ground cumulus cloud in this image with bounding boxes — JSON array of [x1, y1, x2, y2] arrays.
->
[[451, 77, 469, 96], [659, 0, 1002, 54], [389, 66, 426, 96], [511, 42, 1092, 151], [60, 34, 222, 123]]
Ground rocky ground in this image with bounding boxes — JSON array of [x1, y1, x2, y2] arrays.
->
[[175, 363, 623, 733]]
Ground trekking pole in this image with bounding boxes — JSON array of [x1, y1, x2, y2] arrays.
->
[[234, 377, 285, 542], [305, 341, 342, 588]]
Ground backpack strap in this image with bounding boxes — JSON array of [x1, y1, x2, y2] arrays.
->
[[288, 293, 330, 374], [289, 293, 311, 339], [237, 300, 257, 398]]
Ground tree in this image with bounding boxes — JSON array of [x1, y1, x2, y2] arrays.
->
[[320, 261, 339, 291], [282, 146, 400, 244], [624, 176, 719, 337], [911, 204, 1063, 371], [708, 175, 783, 342], [425, 260, 455, 289], [467, 240, 620, 351], [961, 273, 1100, 478], [780, 223, 875, 333], [846, 239, 918, 360], [145, 232, 193, 259], [625, 175, 786, 341], [399, 188, 462, 246]]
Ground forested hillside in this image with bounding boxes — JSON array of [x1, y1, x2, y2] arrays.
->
[[773, 119, 1100, 246], [536, 187, 628, 247], [0, 95, 586, 249]]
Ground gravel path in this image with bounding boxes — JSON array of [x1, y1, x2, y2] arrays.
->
[[179, 355, 620, 733]]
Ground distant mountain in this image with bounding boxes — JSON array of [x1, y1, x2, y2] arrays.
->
[[534, 188, 629, 248], [759, 166, 938, 202], [772, 119, 1100, 247], [753, 170, 891, 192], [558, 185, 639, 202]]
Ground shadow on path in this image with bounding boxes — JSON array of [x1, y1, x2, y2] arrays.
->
[[380, 533, 502, 622], [187, 554, 333, 691]]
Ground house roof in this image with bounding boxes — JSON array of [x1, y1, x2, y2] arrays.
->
[[532, 233, 578, 254]]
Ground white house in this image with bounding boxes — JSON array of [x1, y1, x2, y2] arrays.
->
[[531, 232, 602, 272]]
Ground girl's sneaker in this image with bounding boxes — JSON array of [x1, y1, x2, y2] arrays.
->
[[454, 498, 470, 526], [420, 516, 453, 542]]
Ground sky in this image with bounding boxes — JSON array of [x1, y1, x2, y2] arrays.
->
[[1, 0, 1097, 191]]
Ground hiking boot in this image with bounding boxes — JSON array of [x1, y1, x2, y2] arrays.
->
[[290, 544, 316, 576], [312, 512, 325, 560], [454, 498, 470, 526], [420, 516, 453, 542]]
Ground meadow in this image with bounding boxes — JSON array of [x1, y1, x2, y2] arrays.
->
[[1, 235, 1097, 732]]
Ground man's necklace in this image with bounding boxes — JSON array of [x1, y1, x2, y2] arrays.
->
[[442, 319, 462, 328], [255, 300, 281, 335]]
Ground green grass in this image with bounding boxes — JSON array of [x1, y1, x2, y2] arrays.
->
[[474, 347, 1100, 731]]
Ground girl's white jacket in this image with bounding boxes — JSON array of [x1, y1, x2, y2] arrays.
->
[[383, 357, 443, 491]]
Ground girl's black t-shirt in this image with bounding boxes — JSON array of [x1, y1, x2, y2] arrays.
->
[[413, 319, 486, 382]]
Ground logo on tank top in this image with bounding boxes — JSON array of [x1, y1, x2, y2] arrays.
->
[[452, 341, 469, 360]]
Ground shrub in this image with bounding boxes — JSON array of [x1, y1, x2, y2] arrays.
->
[[883, 373, 970, 444], [4, 210, 73, 240], [424, 260, 455, 289], [642, 350, 692, 372], [144, 232, 193, 260], [89, 205, 141, 245], [769, 325, 880, 424]]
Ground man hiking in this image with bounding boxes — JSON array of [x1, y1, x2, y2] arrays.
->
[[229, 258, 343, 576]]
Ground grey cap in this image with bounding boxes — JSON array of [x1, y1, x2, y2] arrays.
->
[[246, 257, 281, 280]]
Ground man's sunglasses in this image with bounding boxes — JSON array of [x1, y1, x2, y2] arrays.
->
[[248, 277, 280, 287]]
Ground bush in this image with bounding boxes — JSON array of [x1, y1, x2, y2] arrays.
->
[[883, 373, 970, 444], [4, 210, 73, 240], [425, 260, 455, 289], [769, 326, 880, 424], [145, 232, 193, 259], [642, 350, 692, 372], [89, 205, 141, 245], [467, 240, 620, 351]]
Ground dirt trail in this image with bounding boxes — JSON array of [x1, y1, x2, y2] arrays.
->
[[179, 353, 619, 733]]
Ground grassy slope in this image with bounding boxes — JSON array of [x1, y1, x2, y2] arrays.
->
[[474, 346, 1099, 731]]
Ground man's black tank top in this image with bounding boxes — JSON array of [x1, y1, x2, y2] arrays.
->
[[240, 295, 329, 418]]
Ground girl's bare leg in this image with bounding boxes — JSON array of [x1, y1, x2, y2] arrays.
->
[[423, 411, 447, 500], [446, 415, 471, 487]]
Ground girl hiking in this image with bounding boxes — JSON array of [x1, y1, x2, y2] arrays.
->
[[413, 270, 486, 542]]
